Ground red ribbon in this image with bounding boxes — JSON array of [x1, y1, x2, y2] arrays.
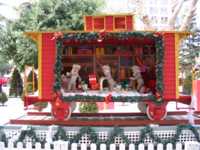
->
[[105, 94, 112, 104]]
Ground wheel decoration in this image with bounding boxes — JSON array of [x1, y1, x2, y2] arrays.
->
[[146, 102, 167, 121], [52, 97, 71, 120]]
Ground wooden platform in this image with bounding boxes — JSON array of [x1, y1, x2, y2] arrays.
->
[[9, 111, 200, 126]]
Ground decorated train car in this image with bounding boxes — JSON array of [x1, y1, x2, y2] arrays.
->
[[24, 14, 191, 121]]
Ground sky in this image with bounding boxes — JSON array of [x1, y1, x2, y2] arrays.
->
[[0, 0, 200, 28]]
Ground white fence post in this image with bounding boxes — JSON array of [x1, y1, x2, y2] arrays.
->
[[175, 143, 182, 150], [35, 142, 41, 150], [8, 141, 14, 149], [71, 143, 78, 150], [147, 143, 154, 150], [17, 142, 23, 150], [138, 144, 145, 150], [129, 144, 135, 150], [80, 143, 87, 150], [100, 144, 106, 150], [110, 144, 116, 150], [26, 142, 32, 150], [54, 141, 61, 150], [90, 143, 97, 150], [0, 142, 5, 150], [119, 144, 125, 150], [60, 141, 68, 150], [44, 143, 51, 150], [166, 143, 173, 150], [157, 143, 164, 150], [185, 141, 200, 150]]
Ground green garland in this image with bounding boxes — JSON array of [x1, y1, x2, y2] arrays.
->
[[0, 125, 199, 147], [69, 127, 99, 144], [62, 94, 161, 104], [106, 127, 130, 145], [53, 126, 69, 141], [54, 31, 164, 103], [51, 125, 200, 146], [54, 39, 63, 91], [15, 127, 42, 144]]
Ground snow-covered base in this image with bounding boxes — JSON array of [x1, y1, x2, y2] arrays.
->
[[62, 90, 151, 97]]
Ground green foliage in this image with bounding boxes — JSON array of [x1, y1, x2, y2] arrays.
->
[[180, 31, 200, 71], [9, 68, 23, 96], [0, 125, 200, 146], [0, 55, 11, 76], [0, 0, 104, 71], [79, 102, 98, 113], [183, 74, 192, 95], [33, 102, 48, 111], [0, 92, 8, 105], [27, 70, 38, 93]]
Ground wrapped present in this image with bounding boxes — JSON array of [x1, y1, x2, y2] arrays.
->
[[89, 74, 99, 90]]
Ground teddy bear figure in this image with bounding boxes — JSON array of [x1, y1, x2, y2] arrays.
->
[[67, 64, 81, 91], [130, 65, 144, 92], [100, 65, 116, 91]]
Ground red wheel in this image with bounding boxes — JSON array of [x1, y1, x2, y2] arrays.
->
[[51, 98, 72, 120], [52, 106, 71, 120], [146, 103, 167, 121]]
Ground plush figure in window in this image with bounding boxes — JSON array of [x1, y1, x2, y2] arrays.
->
[[67, 64, 81, 91], [130, 65, 144, 92], [100, 65, 116, 91], [61, 74, 69, 92]]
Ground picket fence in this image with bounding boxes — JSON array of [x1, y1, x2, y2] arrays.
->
[[0, 141, 199, 150]]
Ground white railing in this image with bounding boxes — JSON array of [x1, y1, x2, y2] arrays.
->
[[0, 141, 199, 150]]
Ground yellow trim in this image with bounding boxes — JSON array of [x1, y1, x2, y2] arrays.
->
[[175, 33, 191, 98], [84, 16, 86, 31], [38, 34, 42, 98], [175, 34, 180, 99], [25, 31, 192, 35], [85, 13, 134, 17]]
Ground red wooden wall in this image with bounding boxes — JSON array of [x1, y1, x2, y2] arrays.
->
[[163, 33, 177, 100], [84, 15, 134, 31], [193, 80, 200, 111], [41, 33, 56, 99]]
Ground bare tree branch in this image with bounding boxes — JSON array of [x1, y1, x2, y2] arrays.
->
[[179, 0, 198, 31], [167, 0, 185, 30]]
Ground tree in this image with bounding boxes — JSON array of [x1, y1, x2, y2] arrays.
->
[[127, 0, 198, 31], [0, 0, 104, 71], [0, 55, 11, 76], [9, 68, 23, 96], [0, 92, 8, 106], [26, 70, 38, 93]]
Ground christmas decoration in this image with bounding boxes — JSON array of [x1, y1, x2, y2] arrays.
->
[[129, 65, 144, 92], [54, 32, 164, 103], [15, 127, 44, 145], [0, 125, 198, 147], [79, 102, 98, 113], [66, 64, 81, 91], [100, 65, 116, 91], [89, 74, 99, 90]]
